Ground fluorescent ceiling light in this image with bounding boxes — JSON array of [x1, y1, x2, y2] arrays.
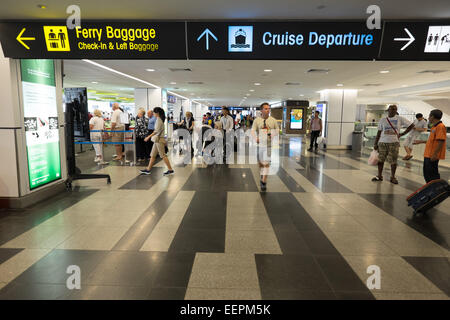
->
[[299, 94, 304, 96], [249, 89, 255, 92], [170, 82, 177, 85], [380, 70, 390, 74], [337, 84, 344, 87], [146, 69, 155, 72], [254, 83, 261, 86], [91, 81, 98, 84], [264, 69, 272, 72], [82, 59, 160, 89]]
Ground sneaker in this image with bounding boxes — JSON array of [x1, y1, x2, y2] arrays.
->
[[163, 170, 174, 176], [260, 180, 267, 191], [94, 157, 101, 163], [140, 169, 151, 175]]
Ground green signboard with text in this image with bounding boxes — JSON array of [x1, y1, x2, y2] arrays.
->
[[20, 59, 61, 190]]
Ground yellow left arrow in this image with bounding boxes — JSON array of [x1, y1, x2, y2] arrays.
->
[[16, 28, 35, 50]]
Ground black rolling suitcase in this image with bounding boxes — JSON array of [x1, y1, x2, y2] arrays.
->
[[407, 179, 450, 213]]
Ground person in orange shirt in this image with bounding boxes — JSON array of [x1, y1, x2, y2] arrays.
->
[[414, 109, 447, 183]]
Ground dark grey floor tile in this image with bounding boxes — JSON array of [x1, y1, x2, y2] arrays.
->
[[168, 228, 225, 253], [118, 167, 165, 190], [315, 255, 373, 293], [296, 167, 352, 193], [403, 256, 450, 295], [276, 167, 306, 192], [262, 289, 337, 300], [11, 249, 107, 285], [334, 291, 376, 300], [300, 231, 340, 256], [152, 253, 195, 288], [255, 254, 332, 292], [113, 190, 179, 251], [182, 167, 258, 191], [69, 285, 150, 300], [0, 283, 73, 300], [147, 287, 187, 300], [272, 226, 312, 255], [86, 251, 167, 287], [0, 248, 23, 264]]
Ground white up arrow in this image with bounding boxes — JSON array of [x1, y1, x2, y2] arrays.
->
[[197, 28, 218, 51], [394, 28, 415, 51]]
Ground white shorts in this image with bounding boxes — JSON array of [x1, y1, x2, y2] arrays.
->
[[404, 134, 416, 148]]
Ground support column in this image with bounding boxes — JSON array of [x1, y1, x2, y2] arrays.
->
[[133, 87, 162, 113], [320, 89, 357, 149]]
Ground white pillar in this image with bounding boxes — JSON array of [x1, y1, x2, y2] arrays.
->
[[320, 89, 357, 149], [133, 88, 162, 113]]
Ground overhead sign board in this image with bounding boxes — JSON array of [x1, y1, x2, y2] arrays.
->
[[0, 21, 187, 59], [1, 20, 450, 60], [379, 21, 450, 60], [187, 21, 382, 60]]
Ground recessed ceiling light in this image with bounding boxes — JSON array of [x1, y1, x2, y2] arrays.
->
[[401, 84, 408, 87], [264, 69, 272, 72], [249, 89, 255, 92], [337, 84, 344, 87], [170, 82, 177, 85], [299, 94, 304, 96], [91, 81, 98, 84], [254, 83, 261, 86], [380, 70, 390, 74], [146, 68, 155, 72]]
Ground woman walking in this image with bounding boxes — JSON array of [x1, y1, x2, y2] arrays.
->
[[134, 108, 149, 163], [140, 107, 174, 176]]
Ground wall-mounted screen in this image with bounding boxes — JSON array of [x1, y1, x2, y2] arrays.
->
[[290, 108, 304, 130]]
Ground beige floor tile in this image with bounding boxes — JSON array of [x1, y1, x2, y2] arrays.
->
[[185, 288, 261, 300], [227, 214, 273, 231], [1, 225, 82, 249], [0, 249, 50, 283], [284, 168, 320, 192], [353, 215, 416, 233], [326, 193, 389, 217], [372, 231, 449, 257], [56, 226, 129, 250], [373, 292, 450, 300], [139, 227, 178, 252], [344, 255, 444, 294], [313, 215, 369, 232], [325, 232, 397, 256], [226, 230, 282, 254], [0, 282, 6, 290], [188, 253, 260, 289]]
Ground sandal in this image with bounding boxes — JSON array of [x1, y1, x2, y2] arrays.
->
[[372, 176, 383, 182], [390, 177, 399, 184]]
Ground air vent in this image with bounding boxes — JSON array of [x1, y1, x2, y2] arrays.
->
[[307, 69, 330, 74], [285, 82, 301, 85], [169, 68, 192, 72], [188, 81, 204, 84], [417, 70, 447, 74], [363, 83, 382, 87]]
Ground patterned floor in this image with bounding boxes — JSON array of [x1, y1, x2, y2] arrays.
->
[[0, 137, 449, 300]]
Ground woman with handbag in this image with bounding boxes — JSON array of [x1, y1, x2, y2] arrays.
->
[[140, 107, 174, 176]]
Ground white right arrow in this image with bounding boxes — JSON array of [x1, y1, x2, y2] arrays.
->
[[394, 28, 415, 51]]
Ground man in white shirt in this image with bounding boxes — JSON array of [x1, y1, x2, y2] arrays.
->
[[373, 104, 415, 184], [403, 113, 428, 160], [251, 102, 280, 191], [110, 102, 124, 161], [220, 106, 234, 161]]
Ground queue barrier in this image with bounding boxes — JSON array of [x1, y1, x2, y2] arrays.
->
[[74, 129, 136, 166]]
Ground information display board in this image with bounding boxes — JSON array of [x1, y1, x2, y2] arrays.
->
[[290, 109, 304, 130], [21, 59, 61, 190]]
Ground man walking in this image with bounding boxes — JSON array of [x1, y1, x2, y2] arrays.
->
[[414, 109, 447, 183], [308, 111, 322, 152], [252, 102, 279, 191], [146, 109, 156, 159], [403, 113, 428, 160], [220, 107, 234, 161], [372, 104, 415, 184]]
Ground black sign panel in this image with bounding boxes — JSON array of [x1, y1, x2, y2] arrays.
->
[[0, 21, 187, 59], [379, 21, 450, 60], [187, 21, 382, 60]]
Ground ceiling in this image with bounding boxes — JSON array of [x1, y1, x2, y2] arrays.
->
[[1, 0, 450, 20], [63, 59, 450, 106]]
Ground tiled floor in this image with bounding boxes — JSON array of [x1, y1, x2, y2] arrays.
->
[[0, 136, 449, 300]]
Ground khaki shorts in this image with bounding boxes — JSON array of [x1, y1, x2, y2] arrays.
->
[[111, 126, 124, 144], [378, 142, 400, 164], [150, 138, 167, 158]]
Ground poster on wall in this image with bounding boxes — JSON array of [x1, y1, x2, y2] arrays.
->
[[64, 87, 89, 140], [21, 59, 61, 190], [290, 108, 304, 130]]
